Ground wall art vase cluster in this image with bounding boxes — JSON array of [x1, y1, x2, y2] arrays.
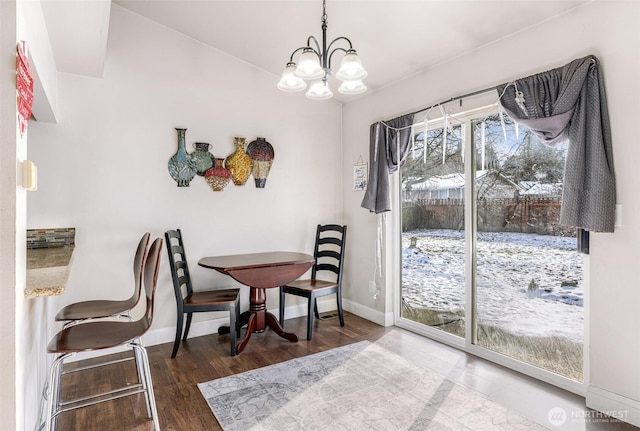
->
[[225, 137, 253, 185], [191, 142, 215, 176], [246, 137, 274, 188], [167, 128, 197, 187], [167, 129, 274, 191], [205, 158, 232, 191]]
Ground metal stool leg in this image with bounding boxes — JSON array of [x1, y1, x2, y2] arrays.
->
[[44, 353, 72, 431], [133, 339, 152, 417], [134, 343, 160, 430], [35, 378, 49, 431]]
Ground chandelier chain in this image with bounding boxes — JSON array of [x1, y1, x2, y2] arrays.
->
[[322, 0, 328, 26]]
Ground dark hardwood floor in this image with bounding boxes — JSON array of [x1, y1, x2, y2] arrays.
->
[[53, 312, 388, 431], [52, 312, 639, 431]]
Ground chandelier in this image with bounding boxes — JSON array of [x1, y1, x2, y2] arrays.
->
[[277, 0, 368, 100]]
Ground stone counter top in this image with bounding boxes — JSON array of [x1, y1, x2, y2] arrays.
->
[[25, 227, 75, 299], [25, 246, 75, 298]]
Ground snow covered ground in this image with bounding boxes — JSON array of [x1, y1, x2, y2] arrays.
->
[[402, 229, 583, 343]]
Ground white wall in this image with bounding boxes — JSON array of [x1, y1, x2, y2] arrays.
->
[[24, 3, 342, 426], [342, 0, 640, 425], [28, 3, 343, 330]]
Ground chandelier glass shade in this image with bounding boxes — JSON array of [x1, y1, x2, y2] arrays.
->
[[294, 48, 326, 79], [338, 79, 366, 95], [277, 0, 367, 100], [276, 63, 307, 92], [306, 80, 334, 100]]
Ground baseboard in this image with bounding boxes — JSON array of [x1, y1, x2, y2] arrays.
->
[[586, 385, 640, 427], [281, 296, 391, 327], [66, 298, 389, 362], [342, 298, 393, 327], [143, 317, 230, 347], [278, 302, 310, 321], [65, 317, 231, 362]]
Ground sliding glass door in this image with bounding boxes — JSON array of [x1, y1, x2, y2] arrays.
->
[[401, 120, 466, 339], [399, 107, 584, 383]]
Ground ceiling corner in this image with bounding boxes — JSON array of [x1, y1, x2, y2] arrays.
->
[[41, 0, 111, 78]]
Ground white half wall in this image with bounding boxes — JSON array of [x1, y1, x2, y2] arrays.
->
[[3, 1, 58, 429], [1, 3, 20, 430], [342, 0, 640, 426]]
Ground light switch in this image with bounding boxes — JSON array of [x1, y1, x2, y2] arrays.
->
[[615, 204, 622, 227]]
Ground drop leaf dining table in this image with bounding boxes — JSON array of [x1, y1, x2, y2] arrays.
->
[[198, 251, 315, 354]]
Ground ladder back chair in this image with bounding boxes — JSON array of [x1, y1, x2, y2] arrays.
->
[[41, 237, 164, 431], [279, 224, 347, 340], [54, 232, 150, 327], [165, 229, 241, 357]]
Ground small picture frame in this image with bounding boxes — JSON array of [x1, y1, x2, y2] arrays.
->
[[353, 156, 368, 191]]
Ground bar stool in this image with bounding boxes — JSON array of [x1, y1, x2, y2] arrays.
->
[[40, 237, 163, 431], [54, 232, 150, 327]]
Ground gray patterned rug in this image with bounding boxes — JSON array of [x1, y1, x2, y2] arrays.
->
[[198, 341, 548, 430]]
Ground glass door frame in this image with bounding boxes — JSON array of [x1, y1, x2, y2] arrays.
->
[[392, 108, 588, 397]]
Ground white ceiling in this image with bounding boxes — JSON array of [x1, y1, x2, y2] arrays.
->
[[42, 0, 589, 103]]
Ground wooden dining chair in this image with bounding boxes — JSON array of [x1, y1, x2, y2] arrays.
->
[[279, 224, 347, 340], [54, 232, 150, 327], [42, 237, 164, 431], [165, 229, 241, 357]]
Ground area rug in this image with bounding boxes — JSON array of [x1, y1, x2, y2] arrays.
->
[[198, 341, 548, 430]]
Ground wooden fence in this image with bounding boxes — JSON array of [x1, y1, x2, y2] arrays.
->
[[402, 197, 576, 236]]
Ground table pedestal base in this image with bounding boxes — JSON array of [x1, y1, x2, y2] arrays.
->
[[219, 287, 299, 354]]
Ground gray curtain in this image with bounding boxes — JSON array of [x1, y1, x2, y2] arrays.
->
[[496, 55, 616, 232], [361, 113, 415, 213]]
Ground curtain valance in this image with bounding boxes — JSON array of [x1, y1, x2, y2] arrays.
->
[[497, 55, 616, 232], [360, 113, 415, 213]]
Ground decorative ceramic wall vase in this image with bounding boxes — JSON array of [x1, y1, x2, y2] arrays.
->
[[168, 128, 197, 187], [204, 158, 231, 191], [191, 142, 215, 176], [224, 137, 253, 186], [246, 137, 274, 188]]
